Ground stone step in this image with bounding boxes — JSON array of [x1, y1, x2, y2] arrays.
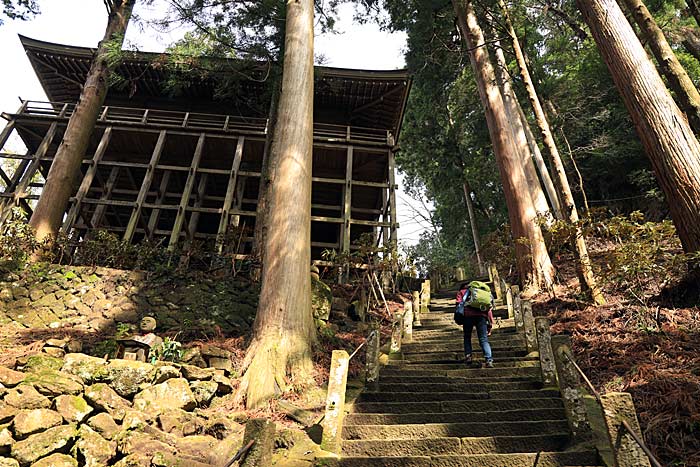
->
[[357, 389, 560, 403], [378, 375, 541, 385], [376, 381, 542, 393], [399, 353, 535, 364], [317, 450, 601, 467], [341, 433, 571, 457], [380, 366, 541, 378], [412, 327, 517, 338], [348, 397, 564, 414], [342, 419, 570, 440], [384, 360, 539, 371], [402, 346, 527, 356], [344, 407, 566, 425], [407, 332, 525, 343]]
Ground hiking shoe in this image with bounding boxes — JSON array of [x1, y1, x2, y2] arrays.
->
[[485, 360, 494, 368], [464, 354, 473, 365]]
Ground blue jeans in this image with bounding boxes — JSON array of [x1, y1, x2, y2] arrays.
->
[[463, 316, 493, 362]]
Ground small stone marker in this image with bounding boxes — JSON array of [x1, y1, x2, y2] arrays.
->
[[534, 317, 557, 387], [551, 335, 593, 442], [600, 393, 652, 467], [511, 286, 524, 331], [240, 418, 275, 467], [412, 291, 421, 327], [365, 323, 380, 391], [321, 350, 350, 454], [402, 301, 413, 343], [389, 312, 404, 354], [521, 300, 538, 354]]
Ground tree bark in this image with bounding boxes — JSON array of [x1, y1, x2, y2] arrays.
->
[[577, 0, 700, 255], [452, 0, 555, 292], [514, 101, 563, 219], [237, 0, 316, 409], [688, 0, 700, 27], [29, 0, 135, 244], [462, 182, 485, 276], [682, 28, 700, 62], [501, 0, 605, 304], [621, 0, 700, 134], [251, 77, 281, 281], [491, 30, 553, 221]]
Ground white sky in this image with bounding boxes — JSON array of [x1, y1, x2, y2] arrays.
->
[[0, 1, 432, 245]]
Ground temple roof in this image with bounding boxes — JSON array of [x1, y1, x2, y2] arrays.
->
[[19, 35, 412, 138]]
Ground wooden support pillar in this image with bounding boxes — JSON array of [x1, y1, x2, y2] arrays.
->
[[216, 136, 245, 253], [169, 133, 205, 250], [0, 120, 17, 154], [387, 149, 398, 245], [90, 166, 120, 228], [1, 121, 60, 222], [185, 173, 209, 244], [62, 127, 113, 234], [124, 130, 167, 243], [147, 170, 171, 238], [341, 146, 353, 254], [380, 189, 389, 248], [230, 176, 247, 229]]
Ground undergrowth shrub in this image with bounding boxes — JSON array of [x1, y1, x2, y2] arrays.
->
[[0, 209, 39, 273]]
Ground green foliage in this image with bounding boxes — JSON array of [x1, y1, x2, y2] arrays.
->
[[0, 209, 38, 273], [0, 0, 38, 25], [68, 230, 175, 272], [150, 336, 183, 364]]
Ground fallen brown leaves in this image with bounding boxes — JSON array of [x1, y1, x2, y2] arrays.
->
[[538, 263, 700, 466]]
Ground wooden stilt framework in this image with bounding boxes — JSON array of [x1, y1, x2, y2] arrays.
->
[[0, 101, 402, 264]]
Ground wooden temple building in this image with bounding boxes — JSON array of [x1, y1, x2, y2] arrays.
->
[[0, 36, 411, 262]]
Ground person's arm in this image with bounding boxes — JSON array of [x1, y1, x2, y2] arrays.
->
[[487, 308, 494, 335]]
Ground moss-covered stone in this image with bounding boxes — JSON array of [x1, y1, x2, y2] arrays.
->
[[72, 424, 116, 467], [22, 355, 63, 373], [103, 359, 156, 397], [12, 409, 62, 438], [53, 395, 93, 424], [10, 424, 77, 466], [23, 370, 83, 397], [4, 385, 51, 410], [0, 457, 18, 467], [30, 453, 77, 467], [86, 413, 119, 441], [132, 378, 196, 416], [311, 277, 332, 321], [61, 354, 107, 384], [84, 383, 131, 421]]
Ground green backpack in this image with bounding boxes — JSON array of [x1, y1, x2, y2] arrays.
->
[[464, 281, 492, 311]]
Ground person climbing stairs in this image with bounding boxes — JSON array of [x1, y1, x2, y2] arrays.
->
[[329, 287, 604, 466]]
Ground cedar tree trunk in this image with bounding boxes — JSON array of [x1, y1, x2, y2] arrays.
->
[[462, 182, 485, 276], [29, 0, 135, 243], [501, 0, 605, 304], [577, 0, 700, 254], [621, 0, 700, 134], [452, 0, 555, 291], [237, 0, 316, 409], [491, 31, 553, 220], [515, 101, 563, 219], [683, 28, 700, 62]]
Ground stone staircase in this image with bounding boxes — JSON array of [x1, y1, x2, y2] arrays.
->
[[327, 289, 603, 466]]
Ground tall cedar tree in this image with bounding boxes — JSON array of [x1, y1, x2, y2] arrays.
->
[[29, 0, 135, 244], [500, 0, 605, 304], [577, 0, 700, 255], [452, 0, 555, 291], [236, 0, 316, 409], [620, 0, 700, 134]]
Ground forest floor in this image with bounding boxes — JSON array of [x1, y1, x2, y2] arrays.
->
[[533, 242, 700, 467]]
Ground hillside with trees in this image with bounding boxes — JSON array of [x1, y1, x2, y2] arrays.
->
[[0, 0, 698, 466]]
